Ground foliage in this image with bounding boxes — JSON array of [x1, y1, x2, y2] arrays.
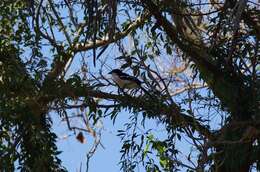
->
[[0, 0, 259, 171]]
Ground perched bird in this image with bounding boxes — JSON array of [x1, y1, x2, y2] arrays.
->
[[109, 69, 150, 95]]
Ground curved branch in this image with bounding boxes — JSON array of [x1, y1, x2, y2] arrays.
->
[[73, 12, 151, 53]]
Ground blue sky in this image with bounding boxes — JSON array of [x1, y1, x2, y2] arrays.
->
[[53, 108, 170, 172], [53, 112, 122, 172], [47, 33, 203, 172], [36, 3, 221, 171]]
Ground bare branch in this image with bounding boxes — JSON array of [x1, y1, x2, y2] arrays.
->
[[171, 83, 207, 96]]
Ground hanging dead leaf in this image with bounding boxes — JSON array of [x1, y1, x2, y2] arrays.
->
[[76, 132, 86, 143]]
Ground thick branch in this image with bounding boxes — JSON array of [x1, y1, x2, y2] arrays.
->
[[242, 10, 260, 39], [140, 0, 251, 118]]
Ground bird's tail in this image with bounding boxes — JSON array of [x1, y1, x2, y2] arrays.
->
[[140, 86, 153, 97]]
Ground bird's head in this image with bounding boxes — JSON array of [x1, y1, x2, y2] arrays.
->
[[109, 69, 123, 75]]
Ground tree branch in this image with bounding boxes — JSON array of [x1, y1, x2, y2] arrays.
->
[[140, 0, 252, 119], [55, 83, 215, 141], [73, 12, 151, 53]]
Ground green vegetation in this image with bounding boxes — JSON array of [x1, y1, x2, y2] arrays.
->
[[0, 0, 259, 171]]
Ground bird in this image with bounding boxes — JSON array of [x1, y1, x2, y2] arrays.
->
[[109, 69, 151, 96]]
